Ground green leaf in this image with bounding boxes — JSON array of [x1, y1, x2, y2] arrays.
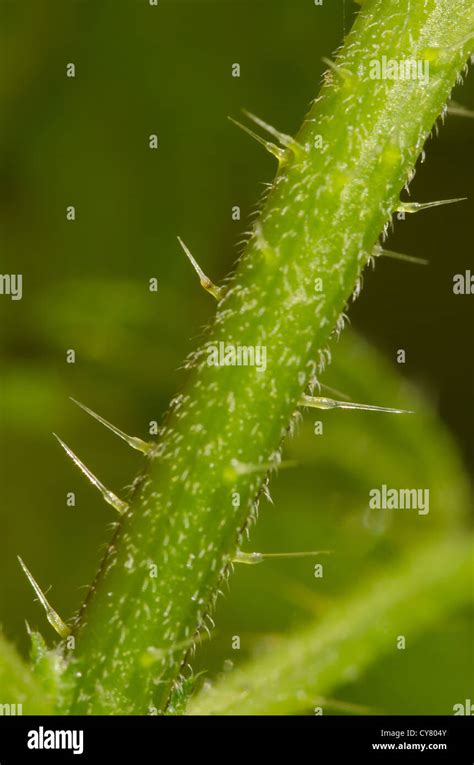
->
[[0, 631, 53, 714]]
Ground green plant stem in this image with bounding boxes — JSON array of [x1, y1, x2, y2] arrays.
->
[[188, 535, 474, 715], [64, 0, 474, 714]]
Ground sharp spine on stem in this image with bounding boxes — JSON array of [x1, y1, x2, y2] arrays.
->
[[53, 434, 129, 514], [321, 56, 354, 83], [228, 116, 287, 164], [242, 109, 304, 158], [234, 550, 333, 565], [177, 237, 224, 300], [447, 101, 474, 119], [70, 398, 153, 455], [299, 394, 413, 415], [17, 556, 70, 638], [373, 243, 428, 266], [396, 198, 467, 214]]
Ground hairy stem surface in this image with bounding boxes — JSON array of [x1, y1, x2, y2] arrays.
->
[[65, 0, 474, 714]]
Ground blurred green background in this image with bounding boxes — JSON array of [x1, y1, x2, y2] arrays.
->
[[1, 0, 472, 714]]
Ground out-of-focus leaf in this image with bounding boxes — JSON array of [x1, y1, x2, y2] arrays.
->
[[189, 535, 472, 715], [190, 331, 471, 712]]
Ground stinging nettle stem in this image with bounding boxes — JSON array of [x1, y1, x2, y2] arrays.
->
[[63, 0, 474, 714]]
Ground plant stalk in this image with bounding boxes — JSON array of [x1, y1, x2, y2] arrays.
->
[[64, 0, 474, 713]]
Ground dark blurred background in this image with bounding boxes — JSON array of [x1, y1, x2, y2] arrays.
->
[[1, 0, 472, 713]]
